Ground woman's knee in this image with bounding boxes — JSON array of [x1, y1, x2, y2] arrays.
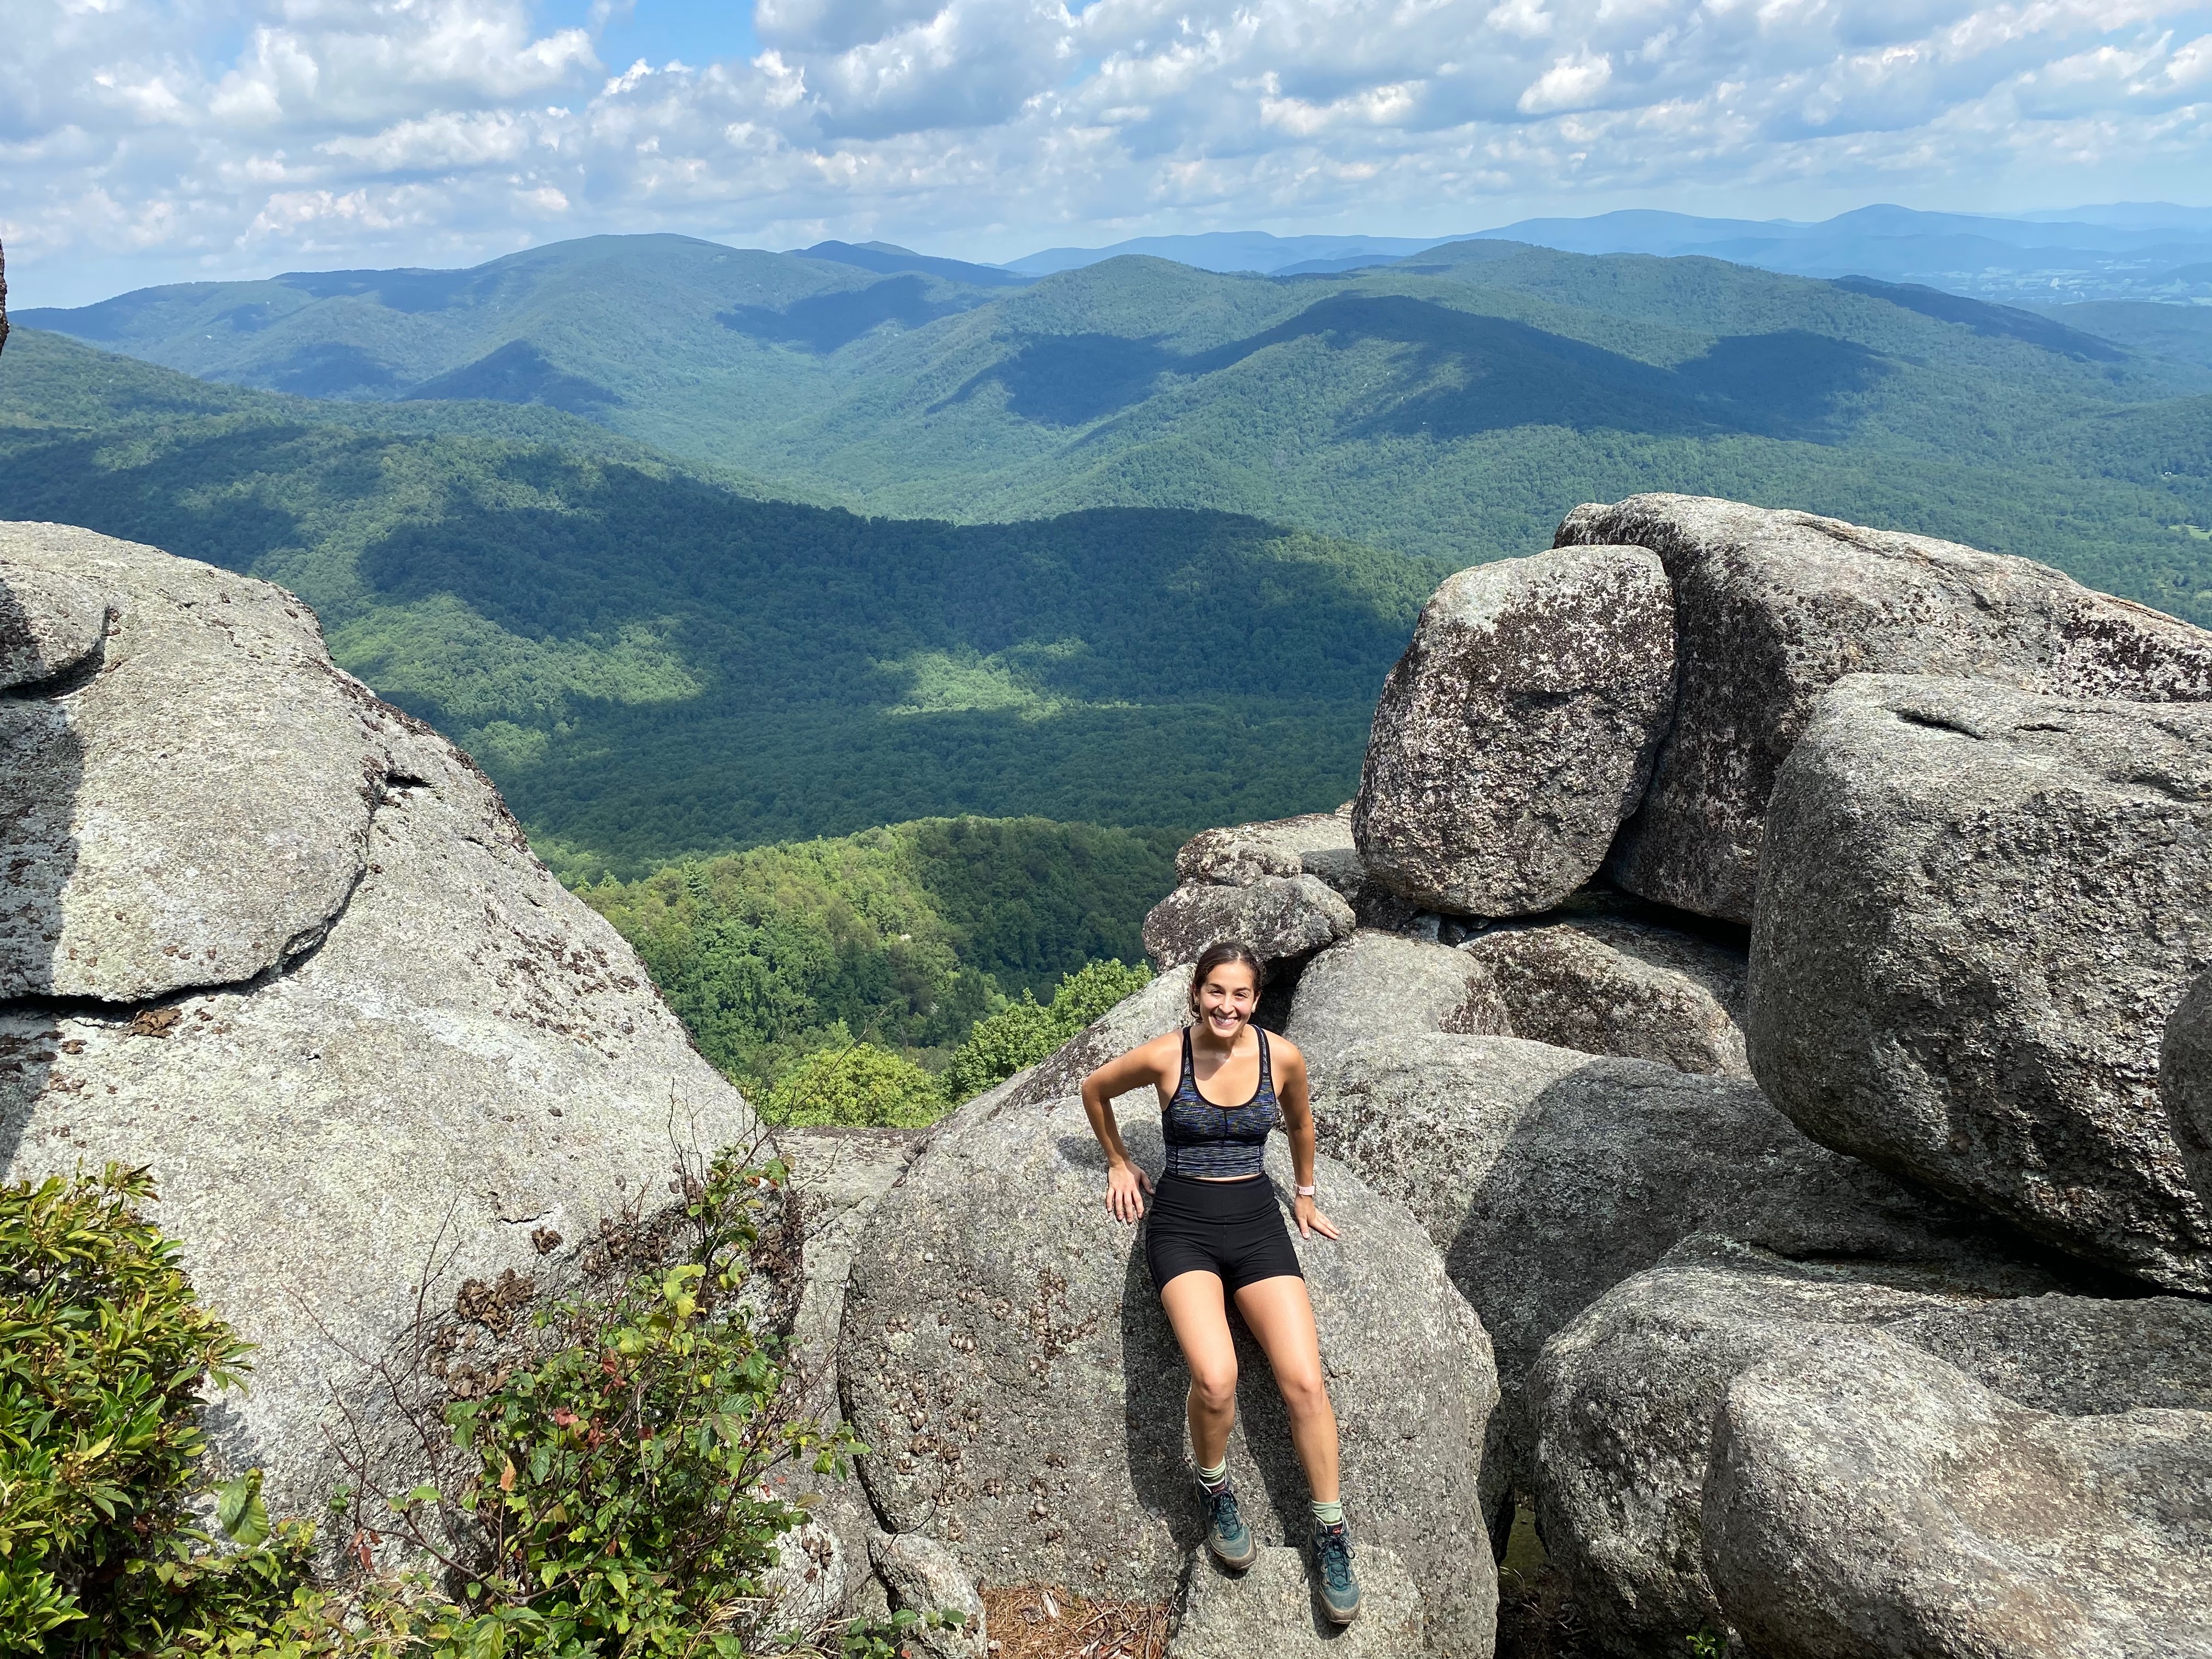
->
[[1188, 1361, 1239, 1412], [1277, 1366, 1330, 1418]]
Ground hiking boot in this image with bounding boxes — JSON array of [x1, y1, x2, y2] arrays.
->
[[1203, 1482, 1257, 1570], [1312, 1520, 1360, 1624]]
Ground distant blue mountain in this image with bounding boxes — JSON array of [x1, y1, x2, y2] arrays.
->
[[998, 205, 2212, 303], [1002, 231, 1454, 276], [1452, 205, 2212, 303]]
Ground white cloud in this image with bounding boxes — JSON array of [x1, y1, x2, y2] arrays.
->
[[0, 0, 2207, 304]]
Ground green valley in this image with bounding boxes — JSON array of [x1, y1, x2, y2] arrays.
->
[[0, 328, 1432, 873]]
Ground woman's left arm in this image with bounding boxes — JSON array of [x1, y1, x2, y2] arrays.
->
[[1276, 1040, 1341, 1242]]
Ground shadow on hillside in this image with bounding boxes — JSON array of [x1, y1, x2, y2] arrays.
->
[[946, 293, 1888, 442], [719, 275, 984, 354]]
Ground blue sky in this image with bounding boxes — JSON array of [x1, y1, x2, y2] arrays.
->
[[3, 0, 2209, 306]]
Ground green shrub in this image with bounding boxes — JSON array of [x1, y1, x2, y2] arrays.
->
[[1, 1156, 890, 1658], [314, 1143, 859, 1656], [763, 1045, 946, 1127], [0, 1164, 318, 1656], [941, 959, 1153, 1102]]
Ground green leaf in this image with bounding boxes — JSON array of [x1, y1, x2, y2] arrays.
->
[[216, 1469, 268, 1545]]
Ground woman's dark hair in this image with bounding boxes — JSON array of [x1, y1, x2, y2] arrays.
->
[[1187, 941, 1268, 1013]]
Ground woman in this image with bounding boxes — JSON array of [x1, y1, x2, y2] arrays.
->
[[1078, 941, 1361, 1624]]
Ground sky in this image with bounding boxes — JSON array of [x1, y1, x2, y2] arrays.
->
[[3, 0, 2209, 307]]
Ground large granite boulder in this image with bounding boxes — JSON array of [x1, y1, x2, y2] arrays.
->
[[1310, 1037, 2069, 1528], [1557, 493, 2212, 923], [1462, 908, 1749, 1076], [1284, 930, 1508, 1079], [1142, 874, 1353, 970], [1, 524, 389, 1001], [1530, 1244, 2209, 1655], [0, 523, 752, 1523], [837, 1091, 1500, 1657], [1748, 673, 2212, 1293], [1170, 1546, 1426, 1658], [1353, 547, 1674, 917], [1705, 1331, 2212, 1659], [1176, 805, 1353, 884], [2158, 968, 2212, 1217]]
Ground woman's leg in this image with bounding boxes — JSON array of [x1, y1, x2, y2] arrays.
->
[[1158, 1271, 1239, 1466], [1233, 1276, 1340, 1503]]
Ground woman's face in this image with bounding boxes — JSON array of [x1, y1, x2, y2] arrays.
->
[[1194, 963, 1260, 1040]]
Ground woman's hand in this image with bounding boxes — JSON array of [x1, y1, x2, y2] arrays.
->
[[1107, 1159, 1153, 1223], [1293, 1194, 1340, 1241]]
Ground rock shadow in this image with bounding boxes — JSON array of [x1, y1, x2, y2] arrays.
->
[[0, 562, 88, 1168]]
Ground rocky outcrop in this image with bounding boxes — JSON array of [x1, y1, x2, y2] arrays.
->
[[1142, 874, 1353, 970], [2, 524, 390, 1001], [1705, 1331, 2212, 1659], [837, 1091, 1500, 1658], [1308, 1037, 2072, 1533], [1529, 1243, 2207, 1655], [1352, 548, 1674, 917], [1170, 1547, 1425, 1658], [1557, 493, 2212, 922], [1168, 805, 1419, 933], [2158, 968, 2212, 1221], [1462, 907, 1748, 1076], [1748, 673, 2212, 1293], [0, 522, 753, 1523], [1284, 930, 1508, 1077], [1176, 805, 1354, 884]]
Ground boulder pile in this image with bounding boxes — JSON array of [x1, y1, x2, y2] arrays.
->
[[15, 492, 2212, 1659], [1059, 494, 2212, 1654]]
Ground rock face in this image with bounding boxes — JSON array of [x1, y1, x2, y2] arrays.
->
[[1142, 874, 1353, 970], [1462, 909, 1749, 1076], [2158, 968, 2212, 1221], [0, 522, 752, 1523], [1308, 1036, 2072, 1532], [1, 524, 390, 1001], [837, 1091, 1500, 1658], [1748, 673, 2212, 1293], [1284, 930, 1508, 1078], [1557, 493, 2212, 923], [1529, 1244, 2208, 1655], [1352, 548, 1674, 917], [1705, 1333, 2212, 1659], [869, 1531, 988, 1659], [1170, 1547, 1425, 1659]]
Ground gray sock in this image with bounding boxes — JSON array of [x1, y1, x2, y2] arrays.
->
[[1312, 1499, 1345, 1527]]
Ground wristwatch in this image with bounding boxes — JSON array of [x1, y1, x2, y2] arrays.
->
[[1294, 1183, 1317, 1198]]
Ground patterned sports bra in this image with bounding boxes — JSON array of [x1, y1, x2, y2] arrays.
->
[[1161, 1026, 1282, 1179]]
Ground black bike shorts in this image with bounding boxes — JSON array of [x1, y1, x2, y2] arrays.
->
[[1143, 1171, 1303, 1295]]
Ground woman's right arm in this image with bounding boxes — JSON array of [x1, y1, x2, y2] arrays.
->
[[1081, 1037, 1171, 1223]]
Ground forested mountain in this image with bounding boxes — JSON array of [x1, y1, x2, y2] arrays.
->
[[25, 235, 2212, 607], [0, 328, 1432, 873]]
